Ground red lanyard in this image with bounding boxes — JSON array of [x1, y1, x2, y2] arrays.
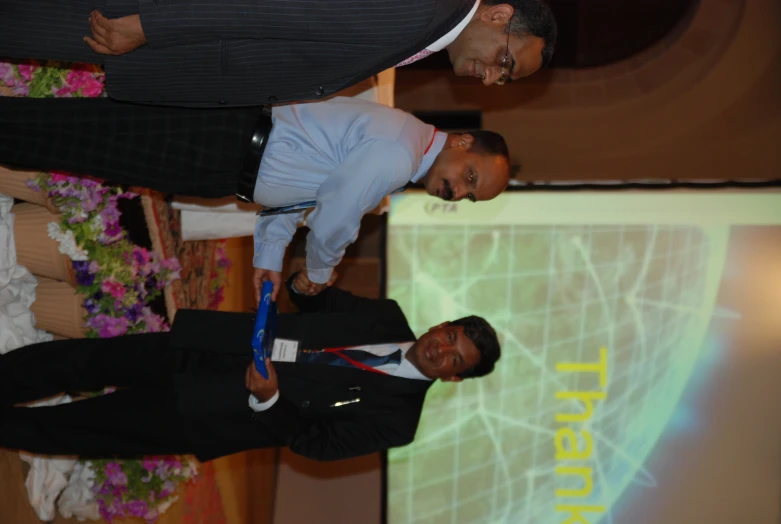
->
[[321, 347, 389, 375], [424, 128, 438, 155]]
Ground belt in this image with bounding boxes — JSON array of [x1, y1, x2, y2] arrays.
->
[[236, 109, 273, 203]]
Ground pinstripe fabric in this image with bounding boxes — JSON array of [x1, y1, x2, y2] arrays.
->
[[0, 0, 473, 107], [0, 97, 262, 196]]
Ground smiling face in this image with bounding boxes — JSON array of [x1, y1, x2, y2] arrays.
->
[[422, 134, 510, 202], [446, 3, 545, 86], [405, 323, 482, 381]]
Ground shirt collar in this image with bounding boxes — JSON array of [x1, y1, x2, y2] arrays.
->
[[426, 0, 481, 52], [397, 343, 433, 381], [410, 130, 448, 184]]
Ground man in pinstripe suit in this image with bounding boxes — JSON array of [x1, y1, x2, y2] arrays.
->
[[0, 0, 557, 107]]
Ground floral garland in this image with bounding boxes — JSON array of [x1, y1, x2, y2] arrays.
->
[[28, 173, 197, 521], [91, 457, 198, 522], [0, 59, 105, 97], [28, 173, 180, 337]]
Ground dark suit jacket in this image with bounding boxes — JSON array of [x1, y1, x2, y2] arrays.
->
[[104, 0, 474, 106], [168, 278, 432, 462], [1, 0, 471, 106]]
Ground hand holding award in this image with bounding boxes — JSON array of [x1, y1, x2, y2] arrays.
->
[[251, 281, 278, 379]]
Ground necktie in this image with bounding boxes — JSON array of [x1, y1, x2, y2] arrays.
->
[[395, 49, 434, 67], [297, 346, 403, 375]]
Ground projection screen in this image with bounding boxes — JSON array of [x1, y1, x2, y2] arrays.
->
[[386, 191, 781, 524]]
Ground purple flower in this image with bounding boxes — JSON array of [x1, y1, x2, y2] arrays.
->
[[86, 314, 130, 338], [126, 500, 148, 518], [100, 222, 123, 243], [104, 462, 128, 486], [161, 258, 181, 273], [75, 266, 96, 287], [133, 247, 151, 267], [123, 302, 144, 323], [12, 83, 29, 96], [0, 62, 16, 86], [83, 298, 101, 314]]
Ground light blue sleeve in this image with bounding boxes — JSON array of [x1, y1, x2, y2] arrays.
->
[[253, 210, 306, 271], [304, 140, 414, 284]]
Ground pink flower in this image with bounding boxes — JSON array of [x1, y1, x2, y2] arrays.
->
[[80, 77, 105, 97], [141, 308, 168, 332], [52, 85, 74, 97], [17, 62, 40, 82], [142, 458, 159, 472], [64, 69, 105, 97], [50, 173, 70, 183], [101, 279, 126, 299]]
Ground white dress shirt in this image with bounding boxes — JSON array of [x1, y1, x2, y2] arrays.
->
[[248, 342, 431, 412], [426, 0, 481, 51]]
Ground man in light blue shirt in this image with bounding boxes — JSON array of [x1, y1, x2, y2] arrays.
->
[[251, 96, 512, 302]]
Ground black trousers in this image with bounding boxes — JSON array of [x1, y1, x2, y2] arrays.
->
[[0, 334, 247, 459], [0, 96, 263, 197]]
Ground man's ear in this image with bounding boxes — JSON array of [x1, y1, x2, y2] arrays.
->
[[456, 133, 475, 150], [440, 375, 463, 383], [480, 3, 514, 26], [428, 321, 450, 332]]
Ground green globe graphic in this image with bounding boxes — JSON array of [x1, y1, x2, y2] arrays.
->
[[387, 223, 729, 524]]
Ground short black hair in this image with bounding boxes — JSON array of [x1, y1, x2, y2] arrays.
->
[[484, 0, 558, 68], [450, 316, 501, 379], [465, 130, 510, 163]]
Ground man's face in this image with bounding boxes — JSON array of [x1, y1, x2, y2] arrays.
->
[[407, 323, 482, 381], [447, 4, 545, 86], [423, 134, 510, 202]]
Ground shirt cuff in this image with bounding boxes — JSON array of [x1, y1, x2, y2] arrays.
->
[[253, 243, 287, 271], [248, 390, 279, 412], [306, 266, 334, 285]]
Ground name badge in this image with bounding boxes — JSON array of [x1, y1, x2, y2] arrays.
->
[[271, 338, 299, 362]]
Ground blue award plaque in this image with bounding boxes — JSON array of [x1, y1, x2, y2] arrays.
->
[[251, 281, 278, 379]]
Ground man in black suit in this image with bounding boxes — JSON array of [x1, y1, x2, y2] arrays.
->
[[0, 0, 557, 106], [0, 275, 501, 462]]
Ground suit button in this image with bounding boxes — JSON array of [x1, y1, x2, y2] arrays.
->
[[315, 87, 325, 96], [219, 100, 227, 105], [301, 400, 310, 408], [267, 95, 277, 102]]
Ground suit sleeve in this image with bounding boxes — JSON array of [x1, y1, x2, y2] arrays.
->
[[253, 395, 416, 461], [285, 274, 403, 316], [138, 0, 429, 49]]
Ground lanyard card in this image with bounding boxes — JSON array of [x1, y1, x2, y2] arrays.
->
[[251, 281, 278, 379]]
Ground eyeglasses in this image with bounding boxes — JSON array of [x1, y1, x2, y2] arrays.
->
[[495, 29, 513, 86]]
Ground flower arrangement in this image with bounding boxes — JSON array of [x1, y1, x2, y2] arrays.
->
[[90, 457, 198, 523], [28, 173, 180, 337], [0, 59, 105, 97]]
